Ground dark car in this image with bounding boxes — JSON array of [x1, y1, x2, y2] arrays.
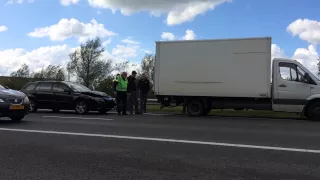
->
[[21, 81, 116, 114], [0, 84, 30, 121]]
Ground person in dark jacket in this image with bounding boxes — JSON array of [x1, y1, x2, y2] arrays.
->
[[138, 73, 150, 114], [127, 71, 140, 114]]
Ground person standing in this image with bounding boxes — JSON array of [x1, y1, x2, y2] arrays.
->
[[127, 71, 141, 115], [138, 73, 150, 114], [113, 72, 128, 116], [112, 73, 120, 92]]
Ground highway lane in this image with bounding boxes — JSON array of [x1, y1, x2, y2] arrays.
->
[[0, 112, 319, 179]]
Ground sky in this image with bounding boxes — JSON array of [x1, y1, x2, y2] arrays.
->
[[0, 0, 319, 76]]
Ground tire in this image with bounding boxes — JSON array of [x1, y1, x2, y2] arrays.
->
[[29, 99, 38, 113], [75, 100, 88, 114], [187, 100, 205, 117], [306, 102, 320, 121], [10, 115, 25, 122]]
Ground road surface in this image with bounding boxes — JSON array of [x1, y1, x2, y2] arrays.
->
[[0, 111, 319, 179]]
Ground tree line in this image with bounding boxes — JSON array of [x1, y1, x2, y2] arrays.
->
[[3, 37, 155, 97]]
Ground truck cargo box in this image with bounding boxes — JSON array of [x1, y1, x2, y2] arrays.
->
[[154, 37, 272, 98]]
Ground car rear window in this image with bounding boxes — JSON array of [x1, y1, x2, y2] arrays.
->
[[23, 83, 36, 90]]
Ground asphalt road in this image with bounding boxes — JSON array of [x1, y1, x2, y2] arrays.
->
[[0, 111, 320, 180]]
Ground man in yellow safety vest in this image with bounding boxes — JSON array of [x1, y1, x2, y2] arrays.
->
[[113, 72, 128, 116]]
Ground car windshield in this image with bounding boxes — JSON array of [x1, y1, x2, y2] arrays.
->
[[65, 82, 91, 92]]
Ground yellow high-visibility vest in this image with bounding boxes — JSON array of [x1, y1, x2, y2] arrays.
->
[[115, 76, 128, 92]]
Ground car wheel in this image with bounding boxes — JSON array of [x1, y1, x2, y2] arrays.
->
[[75, 100, 88, 114], [29, 99, 38, 113], [10, 115, 25, 122], [187, 100, 205, 117], [307, 102, 320, 121]]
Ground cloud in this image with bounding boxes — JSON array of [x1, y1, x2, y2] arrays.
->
[[0, 44, 118, 76], [6, 0, 34, 4], [87, 0, 230, 25], [182, 29, 196, 40], [292, 45, 319, 75], [161, 32, 176, 40], [287, 19, 320, 44], [121, 38, 140, 45], [0, 38, 141, 77], [0, 26, 8, 32], [111, 38, 141, 58], [112, 44, 140, 58], [28, 18, 116, 42], [60, 0, 80, 6], [272, 44, 319, 76], [0, 45, 73, 76], [271, 44, 287, 60], [102, 38, 112, 46], [161, 29, 196, 40]]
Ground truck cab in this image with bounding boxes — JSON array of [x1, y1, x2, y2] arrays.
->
[[272, 58, 320, 120]]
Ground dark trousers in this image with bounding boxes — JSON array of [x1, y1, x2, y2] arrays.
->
[[127, 91, 139, 113], [140, 91, 148, 113], [116, 91, 127, 114]]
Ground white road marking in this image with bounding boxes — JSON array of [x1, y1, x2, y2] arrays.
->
[[0, 128, 319, 154], [42, 116, 113, 121], [109, 112, 173, 116]]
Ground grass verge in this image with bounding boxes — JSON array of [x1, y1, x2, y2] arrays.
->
[[146, 105, 302, 119]]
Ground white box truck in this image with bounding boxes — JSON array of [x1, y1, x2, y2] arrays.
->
[[154, 37, 320, 120]]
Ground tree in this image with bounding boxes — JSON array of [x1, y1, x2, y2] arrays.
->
[[96, 76, 115, 96], [10, 63, 30, 78], [67, 37, 113, 87], [31, 65, 66, 81], [113, 60, 129, 73], [141, 54, 155, 84]]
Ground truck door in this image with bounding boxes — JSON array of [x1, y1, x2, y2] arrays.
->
[[273, 62, 311, 112]]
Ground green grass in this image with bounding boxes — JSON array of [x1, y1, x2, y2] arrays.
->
[[146, 105, 302, 119]]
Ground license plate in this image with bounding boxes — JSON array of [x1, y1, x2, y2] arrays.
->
[[10, 105, 24, 110]]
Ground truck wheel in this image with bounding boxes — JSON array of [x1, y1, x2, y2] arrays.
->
[[187, 100, 205, 117], [307, 102, 320, 121]]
